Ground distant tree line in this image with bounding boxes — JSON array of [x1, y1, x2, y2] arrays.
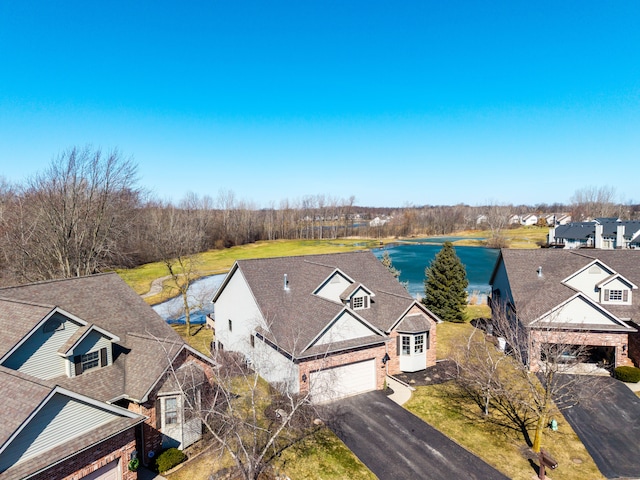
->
[[1, 147, 637, 286]]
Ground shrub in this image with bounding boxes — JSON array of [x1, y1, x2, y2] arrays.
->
[[154, 448, 187, 473], [614, 366, 640, 383]]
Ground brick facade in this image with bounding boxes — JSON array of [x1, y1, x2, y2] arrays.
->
[[126, 350, 216, 464], [386, 304, 438, 376], [529, 329, 633, 372], [31, 429, 137, 480]]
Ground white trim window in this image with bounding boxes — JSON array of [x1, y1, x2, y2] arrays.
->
[[399, 333, 429, 356], [81, 351, 100, 372], [165, 397, 179, 425], [351, 295, 370, 310]]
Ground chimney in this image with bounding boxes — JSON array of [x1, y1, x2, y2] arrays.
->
[[284, 274, 289, 291]]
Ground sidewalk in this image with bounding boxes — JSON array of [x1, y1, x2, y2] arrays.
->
[[385, 375, 414, 405], [137, 467, 166, 480]]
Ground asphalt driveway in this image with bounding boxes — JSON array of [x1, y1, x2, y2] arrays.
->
[[554, 375, 640, 479], [327, 391, 509, 480]]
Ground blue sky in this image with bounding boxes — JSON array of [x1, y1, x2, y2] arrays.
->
[[1, 1, 638, 207]]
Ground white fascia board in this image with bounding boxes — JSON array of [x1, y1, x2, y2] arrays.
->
[[529, 292, 633, 329], [0, 306, 90, 363], [560, 259, 614, 285], [302, 307, 385, 352], [0, 385, 143, 456], [596, 273, 638, 290]]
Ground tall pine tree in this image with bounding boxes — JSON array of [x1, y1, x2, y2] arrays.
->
[[422, 241, 468, 322]]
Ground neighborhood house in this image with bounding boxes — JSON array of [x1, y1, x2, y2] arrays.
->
[[0, 273, 215, 480], [212, 251, 440, 403], [490, 249, 640, 371]]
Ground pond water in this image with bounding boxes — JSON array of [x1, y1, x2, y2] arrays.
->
[[152, 274, 225, 324], [153, 241, 500, 323], [373, 241, 499, 300]]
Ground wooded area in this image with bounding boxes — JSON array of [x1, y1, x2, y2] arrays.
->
[[1, 147, 638, 286]]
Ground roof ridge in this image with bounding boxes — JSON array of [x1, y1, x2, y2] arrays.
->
[[0, 365, 54, 390], [0, 272, 118, 291], [0, 296, 56, 309]]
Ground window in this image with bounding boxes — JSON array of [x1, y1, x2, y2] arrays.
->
[[401, 336, 410, 355], [81, 351, 100, 372], [228, 319, 232, 331], [609, 290, 623, 301], [352, 296, 364, 309], [165, 397, 178, 425], [74, 347, 107, 376], [414, 334, 424, 354]]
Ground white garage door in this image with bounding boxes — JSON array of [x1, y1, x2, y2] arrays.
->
[[310, 359, 376, 403], [82, 460, 120, 480]]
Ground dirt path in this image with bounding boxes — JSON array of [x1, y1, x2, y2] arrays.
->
[[142, 275, 172, 298]]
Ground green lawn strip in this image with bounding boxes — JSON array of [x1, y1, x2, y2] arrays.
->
[[276, 428, 377, 480], [405, 383, 605, 480], [170, 324, 213, 356]]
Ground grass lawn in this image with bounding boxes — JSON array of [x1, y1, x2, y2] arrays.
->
[[430, 318, 605, 480], [406, 383, 605, 480], [452, 226, 547, 249], [170, 324, 213, 356]]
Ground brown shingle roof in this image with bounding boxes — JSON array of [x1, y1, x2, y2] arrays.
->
[[232, 251, 415, 356], [496, 249, 640, 325], [0, 273, 184, 402]]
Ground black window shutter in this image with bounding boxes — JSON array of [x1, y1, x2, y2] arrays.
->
[[100, 347, 108, 367], [156, 398, 162, 428], [396, 335, 401, 356], [74, 355, 83, 376], [604, 289, 610, 301], [426, 331, 430, 350]]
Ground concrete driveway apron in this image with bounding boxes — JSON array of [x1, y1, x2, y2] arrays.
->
[[328, 391, 510, 480]]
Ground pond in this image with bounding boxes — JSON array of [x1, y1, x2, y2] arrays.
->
[[152, 274, 225, 324], [373, 241, 499, 300]]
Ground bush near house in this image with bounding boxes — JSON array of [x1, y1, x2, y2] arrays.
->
[[614, 366, 640, 383], [155, 448, 188, 473]]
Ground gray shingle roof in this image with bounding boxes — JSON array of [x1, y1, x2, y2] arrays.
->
[[495, 249, 640, 326], [231, 251, 417, 356], [0, 273, 185, 402]]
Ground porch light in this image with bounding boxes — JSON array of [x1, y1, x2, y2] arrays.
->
[[302, 373, 307, 382], [623, 344, 627, 352], [382, 353, 390, 364]]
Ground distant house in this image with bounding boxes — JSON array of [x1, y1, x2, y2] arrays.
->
[[369, 216, 389, 227], [0, 274, 215, 480], [520, 214, 539, 226], [490, 249, 639, 372], [545, 213, 571, 226], [549, 219, 640, 249], [212, 251, 439, 403]]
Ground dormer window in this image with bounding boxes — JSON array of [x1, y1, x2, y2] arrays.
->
[[604, 289, 628, 302], [351, 295, 370, 310], [74, 347, 108, 376], [81, 350, 100, 372]]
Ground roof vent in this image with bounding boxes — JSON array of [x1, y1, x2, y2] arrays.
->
[[537, 266, 543, 278], [284, 274, 290, 291]]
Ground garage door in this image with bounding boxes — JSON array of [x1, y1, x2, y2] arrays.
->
[[310, 359, 376, 403], [82, 460, 120, 480]]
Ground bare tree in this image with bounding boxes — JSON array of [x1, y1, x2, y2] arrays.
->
[[484, 202, 512, 248], [148, 195, 212, 336], [0, 146, 140, 282], [453, 304, 602, 454], [570, 185, 620, 221]]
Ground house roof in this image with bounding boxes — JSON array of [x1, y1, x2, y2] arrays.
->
[[219, 251, 424, 357], [0, 273, 185, 402], [0, 366, 145, 480], [492, 249, 640, 326]]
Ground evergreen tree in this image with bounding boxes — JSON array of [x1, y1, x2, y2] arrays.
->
[[381, 251, 401, 279], [422, 241, 468, 322]]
